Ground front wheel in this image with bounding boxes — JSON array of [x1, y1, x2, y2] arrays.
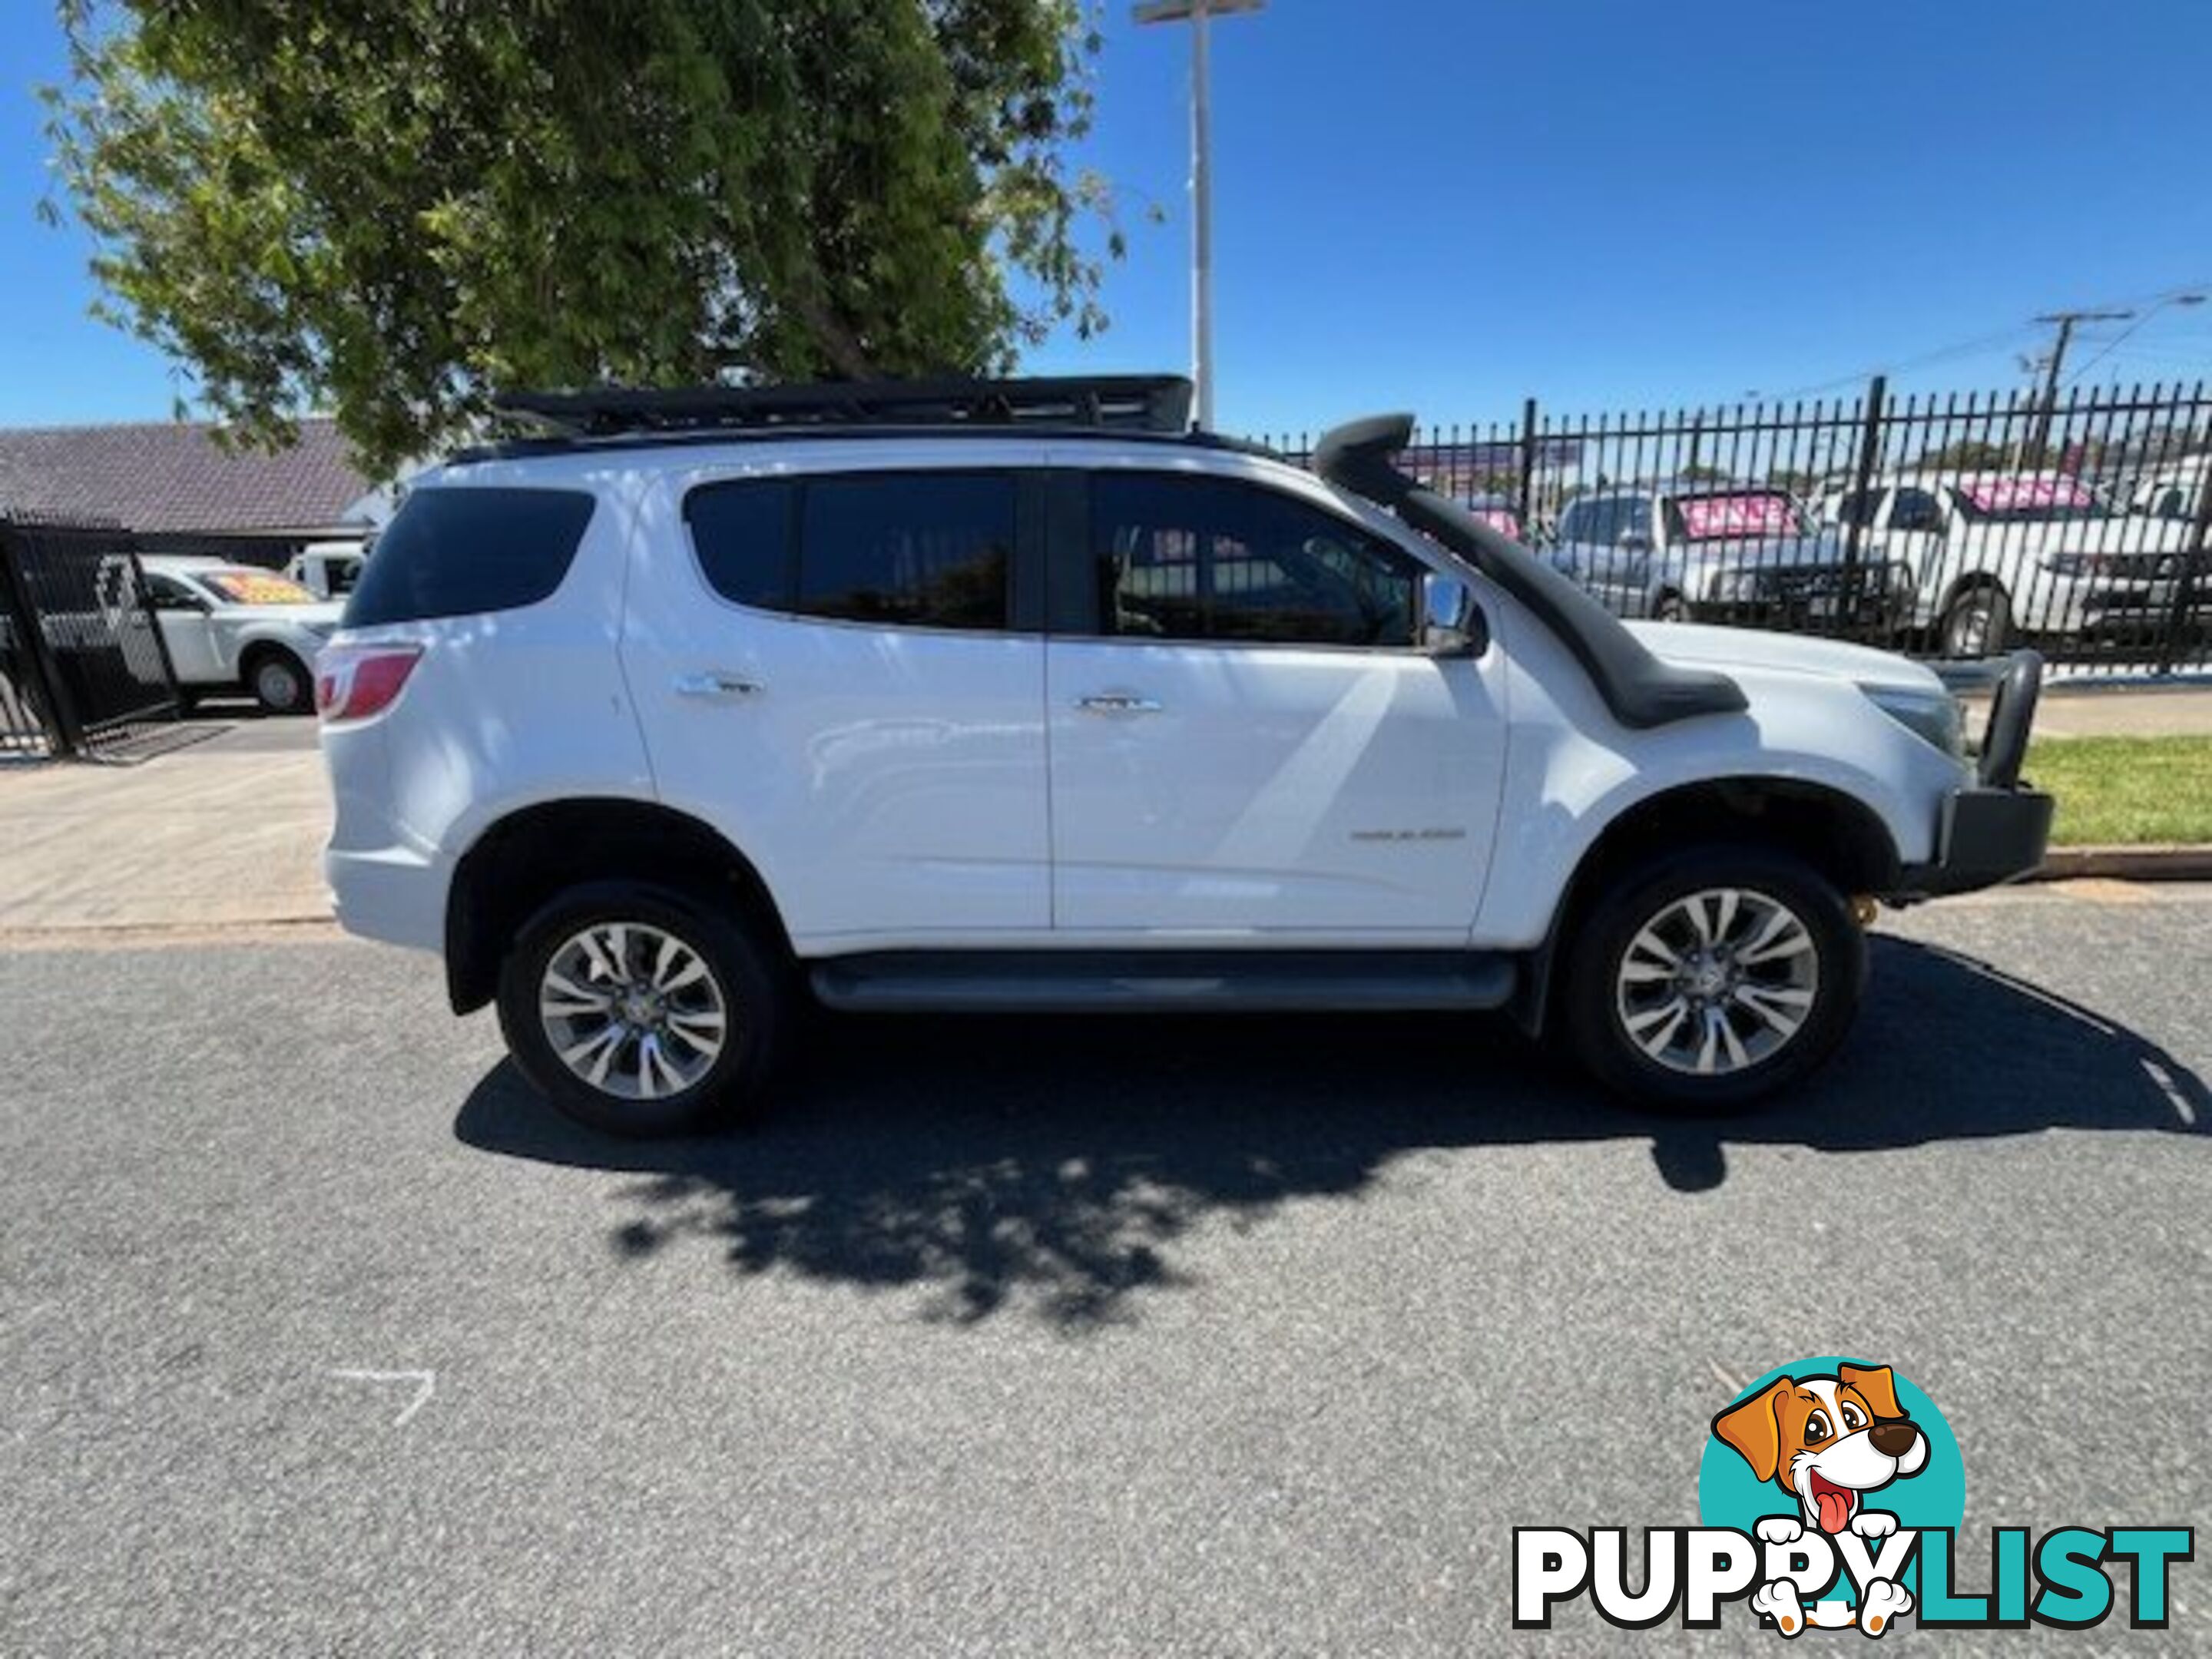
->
[[497, 882, 790, 1137], [1940, 585, 2011, 659], [247, 649, 313, 715], [1560, 846, 1865, 1110]]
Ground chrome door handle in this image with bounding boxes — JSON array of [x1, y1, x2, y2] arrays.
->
[[1076, 694, 1163, 714], [675, 671, 763, 700]]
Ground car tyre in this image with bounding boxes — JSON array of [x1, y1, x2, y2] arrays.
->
[[246, 648, 313, 715], [496, 881, 790, 1137], [1561, 844, 1864, 1111], [1940, 585, 2011, 660], [1652, 591, 1689, 623]]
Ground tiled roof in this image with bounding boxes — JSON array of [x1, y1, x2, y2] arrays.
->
[[0, 417, 375, 534]]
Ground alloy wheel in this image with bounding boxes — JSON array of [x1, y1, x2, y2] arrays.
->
[[538, 921, 732, 1101], [1611, 886, 1820, 1077]]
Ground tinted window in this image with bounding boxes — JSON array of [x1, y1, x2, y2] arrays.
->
[[1890, 488, 1946, 533], [1833, 488, 1885, 528], [1092, 473, 1422, 647], [343, 488, 596, 627], [686, 479, 796, 609], [1562, 496, 1651, 545], [684, 473, 1012, 630], [798, 474, 1011, 629]]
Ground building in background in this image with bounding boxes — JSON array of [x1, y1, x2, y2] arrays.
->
[[0, 417, 385, 568]]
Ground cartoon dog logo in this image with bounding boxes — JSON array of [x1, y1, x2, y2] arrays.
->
[[1712, 1363, 1929, 1635]]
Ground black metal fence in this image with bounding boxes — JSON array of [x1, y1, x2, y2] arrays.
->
[[0, 515, 180, 758], [1260, 378, 2212, 673]]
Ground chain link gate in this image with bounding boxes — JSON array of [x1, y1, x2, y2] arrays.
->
[[0, 515, 181, 758]]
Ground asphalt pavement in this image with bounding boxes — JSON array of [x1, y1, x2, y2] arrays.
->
[[2, 886, 2207, 1654]]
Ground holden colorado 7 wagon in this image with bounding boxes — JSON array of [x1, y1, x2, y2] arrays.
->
[[318, 376, 2051, 1135]]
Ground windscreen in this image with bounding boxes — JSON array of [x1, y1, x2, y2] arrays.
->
[[204, 570, 319, 605]]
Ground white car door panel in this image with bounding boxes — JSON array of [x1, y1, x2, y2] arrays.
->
[[1045, 465, 1507, 936], [1048, 641, 1505, 933], [623, 465, 1051, 942], [146, 577, 224, 683]]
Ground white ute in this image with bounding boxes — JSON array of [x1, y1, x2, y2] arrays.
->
[[318, 377, 2052, 1135], [141, 554, 343, 714]]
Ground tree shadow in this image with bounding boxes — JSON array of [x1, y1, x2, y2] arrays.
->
[[455, 937, 2206, 1327]]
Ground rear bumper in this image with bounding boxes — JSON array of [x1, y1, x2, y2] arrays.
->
[[326, 843, 447, 952], [1893, 649, 2051, 897]]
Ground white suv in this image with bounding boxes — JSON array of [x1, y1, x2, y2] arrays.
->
[[318, 376, 2051, 1135]]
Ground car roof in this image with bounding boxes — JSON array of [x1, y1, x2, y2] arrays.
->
[[1570, 478, 1776, 502]]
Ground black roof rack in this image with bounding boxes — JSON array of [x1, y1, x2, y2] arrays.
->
[[492, 375, 1194, 439]]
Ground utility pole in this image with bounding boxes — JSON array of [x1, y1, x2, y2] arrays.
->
[[1133, 0, 1263, 431], [2027, 307, 2131, 461]]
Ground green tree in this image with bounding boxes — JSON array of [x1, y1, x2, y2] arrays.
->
[[1919, 438, 2010, 471], [46, 0, 1119, 472]]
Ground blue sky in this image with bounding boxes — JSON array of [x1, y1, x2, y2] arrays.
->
[[5, 1, 2211, 439]]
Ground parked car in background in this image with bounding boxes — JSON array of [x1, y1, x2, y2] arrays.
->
[[1811, 472, 2199, 656], [2127, 455, 2207, 526], [140, 555, 343, 713], [285, 540, 368, 601], [1460, 493, 1525, 541], [1550, 481, 1909, 628]]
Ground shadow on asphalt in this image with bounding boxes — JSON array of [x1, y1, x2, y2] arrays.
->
[[455, 936, 2207, 1326]]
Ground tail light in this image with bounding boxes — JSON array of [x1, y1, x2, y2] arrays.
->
[[316, 642, 423, 723]]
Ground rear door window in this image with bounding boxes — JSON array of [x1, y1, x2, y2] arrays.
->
[[685, 472, 1015, 631], [343, 488, 597, 627]]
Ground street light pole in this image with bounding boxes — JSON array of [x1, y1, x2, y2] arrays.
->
[[1134, 0, 1263, 431]]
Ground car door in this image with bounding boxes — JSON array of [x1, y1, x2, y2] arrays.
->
[[1044, 463, 1508, 939], [144, 571, 224, 683], [624, 459, 1051, 944], [1879, 486, 1949, 623], [1568, 495, 1657, 616]]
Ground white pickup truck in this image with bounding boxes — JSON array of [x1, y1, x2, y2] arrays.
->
[[1812, 471, 2200, 656], [140, 555, 343, 714]]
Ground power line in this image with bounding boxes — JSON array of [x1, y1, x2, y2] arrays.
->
[[1761, 277, 2212, 402], [2065, 293, 2210, 385]]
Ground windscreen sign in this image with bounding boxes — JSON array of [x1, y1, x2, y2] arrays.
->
[[1676, 495, 1798, 539], [1960, 478, 2094, 513]]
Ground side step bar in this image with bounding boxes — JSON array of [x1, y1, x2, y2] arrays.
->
[[810, 949, 1518, 1015]]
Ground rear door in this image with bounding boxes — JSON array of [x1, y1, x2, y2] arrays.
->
[[624, 458, 1051, 945], [1042, 463, 1507, 938]]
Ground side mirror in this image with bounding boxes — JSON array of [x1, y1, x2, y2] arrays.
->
[[1422, 573, 1488, 657], [1617, 530, 1654, 555]]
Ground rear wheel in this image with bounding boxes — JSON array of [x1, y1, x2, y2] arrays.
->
[[1561, 846, 1864, 1110], [1652, 591, 1689, 623], [496, 882, 790, 1136]]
